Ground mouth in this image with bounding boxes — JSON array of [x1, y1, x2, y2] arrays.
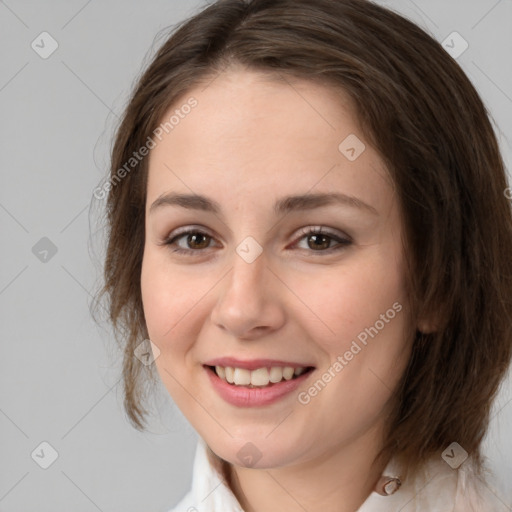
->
[[202, 357, 317, 407], [204, 364, 316, 388]]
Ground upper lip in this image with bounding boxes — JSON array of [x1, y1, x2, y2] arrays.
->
[[203, 357, 315, 371]]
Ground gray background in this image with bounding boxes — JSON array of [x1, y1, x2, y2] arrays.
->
[[1, 0, 511, 510]]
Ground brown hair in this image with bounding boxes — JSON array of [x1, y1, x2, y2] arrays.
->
[[91, 0, 512, 479]]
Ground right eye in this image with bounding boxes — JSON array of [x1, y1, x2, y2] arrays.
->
[[163, 228, 218, 255]]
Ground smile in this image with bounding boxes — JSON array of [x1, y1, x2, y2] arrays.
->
[[211, 365, 310, 387], [203, 360, 316, 407]]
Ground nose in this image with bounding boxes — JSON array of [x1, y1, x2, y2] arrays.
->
[[210, 246, 286, 340]]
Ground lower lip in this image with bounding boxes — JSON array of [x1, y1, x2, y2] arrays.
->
[[205, 366, 314, 407]]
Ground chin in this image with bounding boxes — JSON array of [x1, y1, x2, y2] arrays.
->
[[205, 434, 305, 470]]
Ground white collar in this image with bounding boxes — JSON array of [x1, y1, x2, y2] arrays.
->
[[170, 437, 494, 512]]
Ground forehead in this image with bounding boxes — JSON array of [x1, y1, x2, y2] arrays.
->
[[146, 68, 393, 215]]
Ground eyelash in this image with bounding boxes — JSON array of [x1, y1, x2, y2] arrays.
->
[[161, 226, 352, 256]]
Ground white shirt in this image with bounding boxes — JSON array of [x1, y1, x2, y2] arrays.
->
[[168, 437, 507, 511]]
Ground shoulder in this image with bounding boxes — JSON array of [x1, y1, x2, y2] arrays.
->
[[450, 457, 508, 512], [403, 456, 506, 512], [359, 455, 506, 512]]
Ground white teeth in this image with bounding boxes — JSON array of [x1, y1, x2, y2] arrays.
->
[[282, 367, 294, 380], [214, 365, 308, 387], [215, 366, 225, 379], [225, 366, 235, 384], [233, 368, 251, 386], [269, 367, 284, 383], [251, 367, 270, 386]]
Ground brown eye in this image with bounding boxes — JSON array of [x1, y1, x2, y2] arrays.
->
[[184, 232, 211, 250], [307, 233, 332, 251], [294, 227, 352, 254], [163, 228, 217, 255]]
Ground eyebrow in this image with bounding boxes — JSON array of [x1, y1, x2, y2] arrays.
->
[[149, 191, 379, 216]]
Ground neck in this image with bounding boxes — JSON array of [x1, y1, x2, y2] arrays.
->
[[224, 423, 390, 512]]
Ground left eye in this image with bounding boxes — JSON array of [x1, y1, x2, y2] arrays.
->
[[293, 227, 352, 252], [162, 227, 352, 256]]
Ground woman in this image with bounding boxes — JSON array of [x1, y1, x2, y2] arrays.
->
[[93, 0, 512, 510]]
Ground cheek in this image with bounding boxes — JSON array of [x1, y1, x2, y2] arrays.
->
[[140, 252, 207, 407], [290, 252, 406, 354], [298, 254, 410, 423], [140, 251, 200, 352], [297, 269, 410, 441]]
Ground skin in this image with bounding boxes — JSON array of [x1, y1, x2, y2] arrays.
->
[[141, 65, 418, 512]]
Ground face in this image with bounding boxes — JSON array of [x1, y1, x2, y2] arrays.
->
[[141, 67, 413, 469]]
